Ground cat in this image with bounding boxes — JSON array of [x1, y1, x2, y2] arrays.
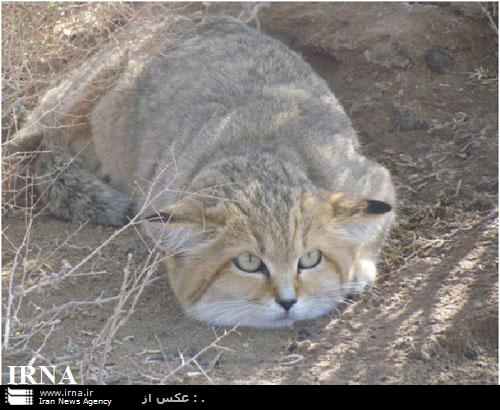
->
[[8, 15, 396, 328]]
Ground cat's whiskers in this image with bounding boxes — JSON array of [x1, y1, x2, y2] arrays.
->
[[187, 299, 255, 323]]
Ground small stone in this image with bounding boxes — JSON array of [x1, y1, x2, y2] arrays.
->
[[299, 340, 315, 353], [425, 49, 453, 74], [464, 348, 479, 361], [297, 328, 312, 341], [287, 341, 299, 353], [364, 43, 411, 69], [191, 12, 204, 23], [392, 106, 428, 131]]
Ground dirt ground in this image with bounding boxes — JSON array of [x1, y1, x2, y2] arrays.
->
[[2, 3, 498, 384]]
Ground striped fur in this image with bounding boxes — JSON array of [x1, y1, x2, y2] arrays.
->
[[11, 15, 395, 328]]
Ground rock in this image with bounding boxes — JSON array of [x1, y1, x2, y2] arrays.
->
[[464, 348, 479, 361], [364, 42, 411, 69], [392, 106, 428, 131], [425, 49, 453, 73], [287, 341, 298, 353], [297, 328, 312, 341]]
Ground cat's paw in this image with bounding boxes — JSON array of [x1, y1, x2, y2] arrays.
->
[[353, 259, 377, 292]]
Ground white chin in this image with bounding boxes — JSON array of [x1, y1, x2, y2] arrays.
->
[[186, 303, 301, 329], [249, 317, 297, 329], [187, 310, 298, 329]]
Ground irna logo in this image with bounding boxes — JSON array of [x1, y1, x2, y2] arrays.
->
[[8, 366, 77, 385]]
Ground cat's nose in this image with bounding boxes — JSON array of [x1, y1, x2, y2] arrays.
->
[[276, 298, 297, 311]]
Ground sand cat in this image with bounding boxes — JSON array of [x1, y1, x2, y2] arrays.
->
[[8, 15, 396, 328]]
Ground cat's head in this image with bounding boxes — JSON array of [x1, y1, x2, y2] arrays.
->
[[146, 183, 393, 328]]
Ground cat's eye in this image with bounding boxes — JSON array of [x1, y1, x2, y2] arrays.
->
[[233, 252, 268, 273], [298, 250, 322, 270]]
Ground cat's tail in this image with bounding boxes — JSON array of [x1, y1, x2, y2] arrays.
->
[[36, 140, 137, 227], [6, 130, 137, 227], [4, 45, 138, 227]]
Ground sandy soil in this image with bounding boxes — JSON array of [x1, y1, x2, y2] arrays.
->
[[2, 3, 498, 384]]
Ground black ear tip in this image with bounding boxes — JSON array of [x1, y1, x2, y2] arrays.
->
[[366, 200, 392, 214]]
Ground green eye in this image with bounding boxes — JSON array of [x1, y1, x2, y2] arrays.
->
[[298, 250, 322, 270], [233, 252, 267, 273]]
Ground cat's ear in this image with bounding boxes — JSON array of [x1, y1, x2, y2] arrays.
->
[[314, 192, 393, 244], [143, 200, 227, 227], [328, 193, 392, 218]]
